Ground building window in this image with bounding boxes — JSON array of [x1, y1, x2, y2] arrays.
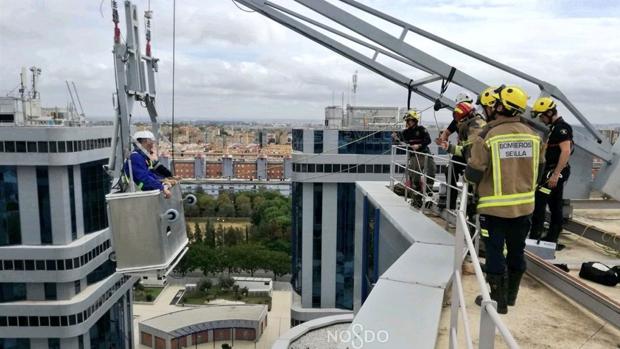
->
[[336, 183, 355, 310], [81, 160, 110, 234], [87, 260, 115, 285], [68, 166, 77, 240], [292, 129, 304, 152], [74, 280, 81, 295], [48, 338, 60, 349], [291, 182, 303, 294], [338, 131, 392, 155], [38, 141, 48, 153], [141, 332, 153, 347], [36, 167, 53, 244], [27, 142, 37, 152], [44, 283, 57, 300], [314, 130, 323, 153], [5, 141, 15, 152], [0, 339, 30, 349], [0, 283, 26, 303], [312, 183, 322, 307], [0, 166, 20, 246], [15, 141, 26, 153]]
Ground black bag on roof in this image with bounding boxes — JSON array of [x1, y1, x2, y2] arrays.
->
[[578, 262, 619, 287]]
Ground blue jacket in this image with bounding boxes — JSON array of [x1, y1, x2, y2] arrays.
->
[[123, 148, 164, 191]]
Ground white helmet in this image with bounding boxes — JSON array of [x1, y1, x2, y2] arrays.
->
[[133, 130, 155, 141], [455, 92, 474, 104]]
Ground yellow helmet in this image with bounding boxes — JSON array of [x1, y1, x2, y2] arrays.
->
[[496, 85, 528, 116], [477, 87, 499, 108], [531, 97, 557, 118], [403, 109, 421, 122]]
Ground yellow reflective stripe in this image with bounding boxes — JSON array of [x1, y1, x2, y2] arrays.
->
[[491, 141, 502, 196], [477, 197, 535, 209], [479, 191, 535, 202], [532, 139, 539, 190], [481, 229, 489, 238], [538, 187, 551, 194], [137, 182, 144, 190]]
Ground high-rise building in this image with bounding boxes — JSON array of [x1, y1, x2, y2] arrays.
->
[[290, 124, 410, 324], [0, 93, 134, 348]]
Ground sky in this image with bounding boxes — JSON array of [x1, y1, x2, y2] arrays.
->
[[0, 0, 619, 125]]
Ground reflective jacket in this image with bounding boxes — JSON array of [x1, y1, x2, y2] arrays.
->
[[465, 118, 545, 218], [447, 113, 486, 161], [122, 147, 164, 191]]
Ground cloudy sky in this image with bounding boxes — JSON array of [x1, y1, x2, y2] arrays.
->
[[1, 0, 618, 124]]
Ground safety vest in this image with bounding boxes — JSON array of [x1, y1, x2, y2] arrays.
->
[[122, 151, 154, 191], [467, 118, 544, 219]]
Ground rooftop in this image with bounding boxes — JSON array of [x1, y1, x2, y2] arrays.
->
[[140, 304, 267, 334]]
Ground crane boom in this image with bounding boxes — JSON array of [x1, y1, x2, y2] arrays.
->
[[234, 0, 620, 200]]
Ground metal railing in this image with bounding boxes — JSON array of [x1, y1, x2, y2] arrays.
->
[[389, 144, 519, 349]]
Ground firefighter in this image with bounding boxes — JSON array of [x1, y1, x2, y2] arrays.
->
[[438, 101, 486, 161], [436, 93, 475, 210], [393, 109, 436, 208], [465, 85, 545, 314], [529, 97, 573, 250], [123, 130, 173, 198]]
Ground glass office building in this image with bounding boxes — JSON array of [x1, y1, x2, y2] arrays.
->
[[0, 123, 134, 349], [290, 126, 401, 325]]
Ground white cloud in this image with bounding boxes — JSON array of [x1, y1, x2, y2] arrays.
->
[[0, 0, 617, 125]]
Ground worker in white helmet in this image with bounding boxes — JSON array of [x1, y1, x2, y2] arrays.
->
[[123, 130, 172, 198]]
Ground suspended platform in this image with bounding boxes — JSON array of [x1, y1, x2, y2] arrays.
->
[[106, 185, 189, 275]]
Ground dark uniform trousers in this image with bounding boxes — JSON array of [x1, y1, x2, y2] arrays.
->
[[480, 214, 531, 275], [530, 166, 570, 242]]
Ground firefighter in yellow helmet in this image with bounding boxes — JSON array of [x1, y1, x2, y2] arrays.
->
[[529, 97, 573, 250], [466, 85, 546, 314], [393, 109, 436, 208]]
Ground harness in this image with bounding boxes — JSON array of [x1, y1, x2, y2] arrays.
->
[[122, 150, 154, 191]]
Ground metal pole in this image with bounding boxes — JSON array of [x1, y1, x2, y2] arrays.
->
[[389, 145, 395, 190], [405, 146, 410, 203]]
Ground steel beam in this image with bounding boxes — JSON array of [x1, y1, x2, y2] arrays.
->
[[236, 0, 456, 109], [564, 219, 619, 252], [339, 0, 606, 145], [525, 251, 620, 329]]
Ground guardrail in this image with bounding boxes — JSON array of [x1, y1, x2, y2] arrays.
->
[[389, 144, 519, 349]]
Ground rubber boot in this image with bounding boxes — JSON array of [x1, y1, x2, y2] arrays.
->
[[507, 270, 524, 306], [475, 273, 508, 314]]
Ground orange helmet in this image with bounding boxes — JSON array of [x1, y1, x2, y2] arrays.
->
[[453, 102, 475, 122]]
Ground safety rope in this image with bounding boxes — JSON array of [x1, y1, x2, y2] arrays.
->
[[170, 0, 176, 175]]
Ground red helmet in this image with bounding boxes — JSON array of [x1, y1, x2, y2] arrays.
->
[[453, 102, 475, 122]]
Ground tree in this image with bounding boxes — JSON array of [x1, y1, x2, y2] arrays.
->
[[185, 222, 194, 242], [236, 194, 252, 217], [217, 202, 235, 217], [223, 227, 243, 246], [204, 220, 216, 248], [215, 225, 224, 247], [266, 250, 291, 280], [193, 222, 203, 243], [197, 194, 216, 217]]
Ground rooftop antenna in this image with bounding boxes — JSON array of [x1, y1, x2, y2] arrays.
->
[[29, 66, 41, 99], [19, 67, 28, 121], [352, 70, 358, 107]]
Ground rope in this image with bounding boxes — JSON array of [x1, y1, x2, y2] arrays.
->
[[171, 0, 176, 175], [231, 0, 256, 12]]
